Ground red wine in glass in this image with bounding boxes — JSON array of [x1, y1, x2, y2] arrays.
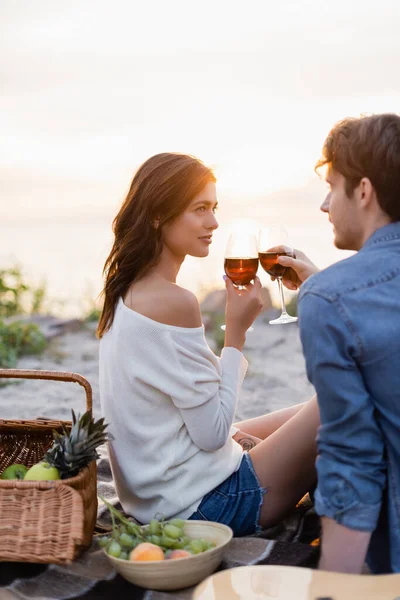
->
[[258, 251, 293, 278], [258, 227, 298, 325], [224, 257, 259, 286], [221, 232, 259, 332]]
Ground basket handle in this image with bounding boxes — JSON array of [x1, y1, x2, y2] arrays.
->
[[0, 369, 92, 412]]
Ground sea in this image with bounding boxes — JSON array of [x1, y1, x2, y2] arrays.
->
[[0, 185, 352, 317]]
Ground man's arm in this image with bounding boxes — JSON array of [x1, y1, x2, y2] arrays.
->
[[319, 517, 371, 573], [298, 290, 386, 573]]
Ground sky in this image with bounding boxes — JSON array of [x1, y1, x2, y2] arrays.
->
[[2, 0, 400, 221]]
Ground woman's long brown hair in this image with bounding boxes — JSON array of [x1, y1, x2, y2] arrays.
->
[[97, 153, 216, 338]]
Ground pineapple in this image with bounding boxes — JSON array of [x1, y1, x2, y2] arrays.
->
[[43, 409, 108, 479]]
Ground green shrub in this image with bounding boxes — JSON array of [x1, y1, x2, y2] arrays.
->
[[285, 293, 298, 317], [212, 313, 226, 353], [202, 311, 226, 353], [80, 285, 103, 324], [0, 266, 47, 317], [84, 307, 102, 323], [0, 320, 46, 368], [0, 266, 48, 368]]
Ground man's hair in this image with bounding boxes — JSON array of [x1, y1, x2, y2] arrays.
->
[[316, 113, 400, 221]]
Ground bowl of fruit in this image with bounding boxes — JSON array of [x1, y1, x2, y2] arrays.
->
[[98, 500, 233, 591]]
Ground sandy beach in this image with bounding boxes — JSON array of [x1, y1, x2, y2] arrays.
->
[[0, 312, 315, 422]]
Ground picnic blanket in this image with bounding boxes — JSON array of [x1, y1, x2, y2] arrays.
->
[[0, 449, 321, 600]]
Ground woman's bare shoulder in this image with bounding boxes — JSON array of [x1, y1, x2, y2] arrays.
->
[[126, 280, 202, 328]]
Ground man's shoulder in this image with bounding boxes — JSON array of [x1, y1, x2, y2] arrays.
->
[[300, 253, 362, 302], [302, 239, 400, 304]]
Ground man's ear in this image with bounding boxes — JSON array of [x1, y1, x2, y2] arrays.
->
[[358, 177, 374, 209]]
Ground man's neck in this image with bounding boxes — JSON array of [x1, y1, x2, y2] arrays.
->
[[358, 214, 392, 250]]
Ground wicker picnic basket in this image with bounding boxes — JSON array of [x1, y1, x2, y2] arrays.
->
[[0, 369, 97, 564]]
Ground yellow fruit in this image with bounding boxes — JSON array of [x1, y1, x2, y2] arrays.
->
[[24, 462, 60, 481], [130, 542, 165, 561]]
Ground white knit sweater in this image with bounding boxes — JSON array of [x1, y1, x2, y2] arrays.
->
[[99, 297, 247, 523]]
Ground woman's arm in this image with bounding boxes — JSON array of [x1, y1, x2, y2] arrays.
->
[[140, 280, 262, 452], [168, 344, 248, 452]]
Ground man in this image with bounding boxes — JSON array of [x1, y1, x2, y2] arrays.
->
[[277, 113, 400, 574]]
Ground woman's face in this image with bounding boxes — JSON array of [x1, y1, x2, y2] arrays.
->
[[161, 182, 219, 258]]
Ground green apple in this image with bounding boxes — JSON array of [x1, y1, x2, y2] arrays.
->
[[0, 464, 29, 480], [24, 461, 60, 481]]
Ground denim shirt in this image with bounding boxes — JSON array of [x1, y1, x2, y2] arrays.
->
[[298, 222, 400, 574]]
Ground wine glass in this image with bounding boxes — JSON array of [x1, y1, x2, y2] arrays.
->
[[221, 232, 259, 331], [258, 227, 298, 325], [224, 232, 259, 288]]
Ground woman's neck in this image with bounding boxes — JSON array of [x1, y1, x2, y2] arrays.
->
[[151, 248, 185, 283]]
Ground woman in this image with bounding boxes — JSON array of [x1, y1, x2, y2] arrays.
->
[[98, 152, 319, 536]]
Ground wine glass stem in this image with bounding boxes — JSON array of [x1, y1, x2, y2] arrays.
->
[[277, 277, 289, 316]]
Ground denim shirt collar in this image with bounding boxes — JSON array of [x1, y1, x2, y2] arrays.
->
[[362, 221, 400, 251]]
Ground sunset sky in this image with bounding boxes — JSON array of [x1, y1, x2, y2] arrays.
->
[[2, 0, 400, 219], [1, 0, 400, 311]]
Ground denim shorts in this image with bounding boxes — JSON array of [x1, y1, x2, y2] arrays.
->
[[188, 452, 266, 536]]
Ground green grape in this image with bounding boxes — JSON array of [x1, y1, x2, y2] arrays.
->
[[119, 551, 129, 560], [97, 536, 110, 548], [168, 518, 185, 529], [149, 534, 162, 546], [119, 533, 135, 549], [111, 531, 120, 542], [148, 519, 162, 535], [196, 538, 209, 552], [200, 538, 211, 552], [118, 525, 127, 535], [170, 538, 185, 549], [189, 539, 203, 554], [163, 524, 182, 539], [131, 538, 141, 550], [127, 522, 141, 536], [107, 541, 122, 558], [180, 536, 191, 546], [202, 540, 215, 551], [160, 534, 176, 548]]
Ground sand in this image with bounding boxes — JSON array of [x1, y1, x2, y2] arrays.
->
[[0, 314, 314, 422]]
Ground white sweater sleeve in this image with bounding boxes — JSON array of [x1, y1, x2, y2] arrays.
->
[[160, 332, 248, 452]]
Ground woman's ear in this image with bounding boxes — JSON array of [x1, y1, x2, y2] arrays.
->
[[152, 218, 160, 230]]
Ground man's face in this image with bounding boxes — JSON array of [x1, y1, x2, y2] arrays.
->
[[320, 169, 363, 251]]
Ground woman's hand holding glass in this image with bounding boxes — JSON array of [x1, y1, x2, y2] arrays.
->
[[223, 232, 259, 288], [221, 232, 260, 333], [224, 276, 263, 351]]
